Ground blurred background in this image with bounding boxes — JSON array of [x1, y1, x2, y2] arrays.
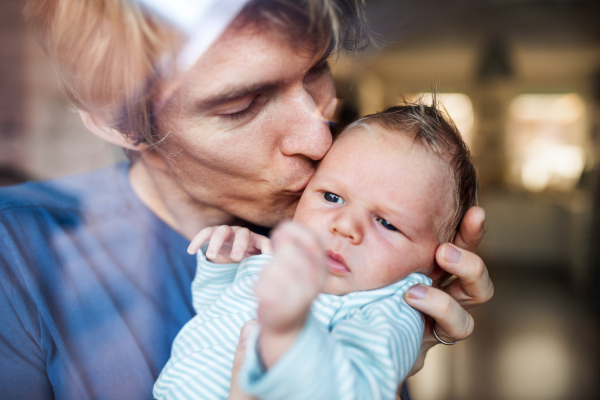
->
[[1, 0, 599, 399]]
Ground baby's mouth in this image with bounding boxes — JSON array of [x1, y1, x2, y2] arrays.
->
[[325, 250, 350, 274]]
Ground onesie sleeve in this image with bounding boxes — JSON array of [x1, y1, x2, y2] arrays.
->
[[190, 245, 240, 314], [238, 274, 431, 400]]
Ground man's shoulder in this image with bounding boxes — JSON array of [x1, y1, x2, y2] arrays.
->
[[0, 163, 130, 217]]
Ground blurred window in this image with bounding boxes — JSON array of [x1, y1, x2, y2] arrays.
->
[[506, 94, 587, 192], [417, 93, 475, 148]]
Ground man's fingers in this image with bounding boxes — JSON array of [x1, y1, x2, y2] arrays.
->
[[187, 227, 215, 254], [206, 225, 234, 259], [453, 206, 485, 253], [404, 285, 475, 343], [228, 320, 259, 400], [435, 243, 494, 309]]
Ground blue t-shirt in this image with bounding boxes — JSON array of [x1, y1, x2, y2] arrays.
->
[[0, 163, 196, 399]]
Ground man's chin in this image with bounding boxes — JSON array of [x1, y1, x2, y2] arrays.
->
[[238, 199, 299, 228]]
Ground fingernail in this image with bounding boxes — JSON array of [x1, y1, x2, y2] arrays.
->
[[207, 251, 215, 259], [406, 284, 428, 300], [241, 321, 259, 348], [443, 244, 462, 263]]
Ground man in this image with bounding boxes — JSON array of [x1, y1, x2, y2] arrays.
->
[[0, 0, 492, 399]]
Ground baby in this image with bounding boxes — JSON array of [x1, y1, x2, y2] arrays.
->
[[153, 98, 478, 400]]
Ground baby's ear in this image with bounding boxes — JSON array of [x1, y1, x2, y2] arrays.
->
[[79, 110, 148, 151]]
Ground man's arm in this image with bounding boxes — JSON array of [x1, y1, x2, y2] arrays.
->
[[0, 254, 53, 399]]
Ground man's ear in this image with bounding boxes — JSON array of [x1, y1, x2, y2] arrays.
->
[[79, 110, 148, 151]]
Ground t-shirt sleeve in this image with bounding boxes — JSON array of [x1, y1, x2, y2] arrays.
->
[[238, 276, 429, 400], [0, 222, 54, 399]]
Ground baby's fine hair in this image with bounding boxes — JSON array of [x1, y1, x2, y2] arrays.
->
[[345, 95, 479, 243]]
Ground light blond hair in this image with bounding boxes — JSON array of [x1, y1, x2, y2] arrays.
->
[[24, 0, 369, 150]]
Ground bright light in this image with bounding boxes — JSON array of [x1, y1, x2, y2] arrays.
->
[[520, 143, 585, 192], [417, 93, 475, 147], [506, 94, 587, 192], [496, 333, 572, 400], [509, 94, 584, 122]]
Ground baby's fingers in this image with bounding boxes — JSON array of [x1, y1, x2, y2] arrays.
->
[[230, 228, 251, 262], [253, 234, 275, 256], [271, 222, 324, 267], [187, 227, 216, 254], [206, 225, 234, 260]]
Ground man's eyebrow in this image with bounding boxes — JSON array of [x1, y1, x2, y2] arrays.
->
[[193, 47, 332, 112], [195, 82, 280, 111]]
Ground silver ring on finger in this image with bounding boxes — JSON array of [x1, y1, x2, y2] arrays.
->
[[433, 326, 459, 345]]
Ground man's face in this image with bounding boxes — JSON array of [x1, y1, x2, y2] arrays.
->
[[153, 22, 336, 227], [293, 126, 448, 295]]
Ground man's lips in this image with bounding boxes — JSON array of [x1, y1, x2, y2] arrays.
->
[[326, 250, 350, 274], [284, 165, 317, 194], [287, 181, 309, 194]]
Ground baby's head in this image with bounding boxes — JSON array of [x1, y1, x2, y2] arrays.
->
[[293, 97, 478, 295]]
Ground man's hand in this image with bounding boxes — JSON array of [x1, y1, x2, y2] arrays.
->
[[228, 321, 259, 400], [403, 206, 494, 376], [187, 225, 275, 263], [254, 222, 327, 368]]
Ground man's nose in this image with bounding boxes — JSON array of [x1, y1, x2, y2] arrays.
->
[[279, 88, 333, 161], [329, 208, 364, 245]]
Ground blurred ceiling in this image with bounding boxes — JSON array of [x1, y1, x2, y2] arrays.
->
[[364, 0, 600, 47]]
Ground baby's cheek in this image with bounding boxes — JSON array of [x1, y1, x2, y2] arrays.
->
[[292, 208, 315, 229], [366, 261, 404, 289], [296, 209, 331, 237], [378, 255, 424, 287]]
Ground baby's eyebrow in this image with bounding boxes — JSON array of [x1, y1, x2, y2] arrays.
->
[[378, 206, 421, 240]]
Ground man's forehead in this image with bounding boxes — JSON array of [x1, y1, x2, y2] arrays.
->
[[175, 23, 330, 109]]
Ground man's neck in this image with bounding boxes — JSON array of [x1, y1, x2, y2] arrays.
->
[[128, 155, 236, 240]]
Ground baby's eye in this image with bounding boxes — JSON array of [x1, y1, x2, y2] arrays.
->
[[323, 192, 344, 204], [376, 218, 398, 232]]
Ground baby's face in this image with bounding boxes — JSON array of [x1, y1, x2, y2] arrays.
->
[[293, 124, 450, 295]]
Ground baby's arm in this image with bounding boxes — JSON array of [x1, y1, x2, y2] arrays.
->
[[238, 222, 429, 400], [253, 222, 327, 368], [241, 286, 426, 400], [188, 225, 274, 314], [154, 227, 274, 399]]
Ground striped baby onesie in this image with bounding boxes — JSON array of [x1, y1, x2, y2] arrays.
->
[[153, 250, 431, 400]]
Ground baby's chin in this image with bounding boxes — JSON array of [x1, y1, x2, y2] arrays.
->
[[322, 275, 363, 296]]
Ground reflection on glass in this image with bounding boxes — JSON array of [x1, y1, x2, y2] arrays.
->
[[506, 94, 587, 192]]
